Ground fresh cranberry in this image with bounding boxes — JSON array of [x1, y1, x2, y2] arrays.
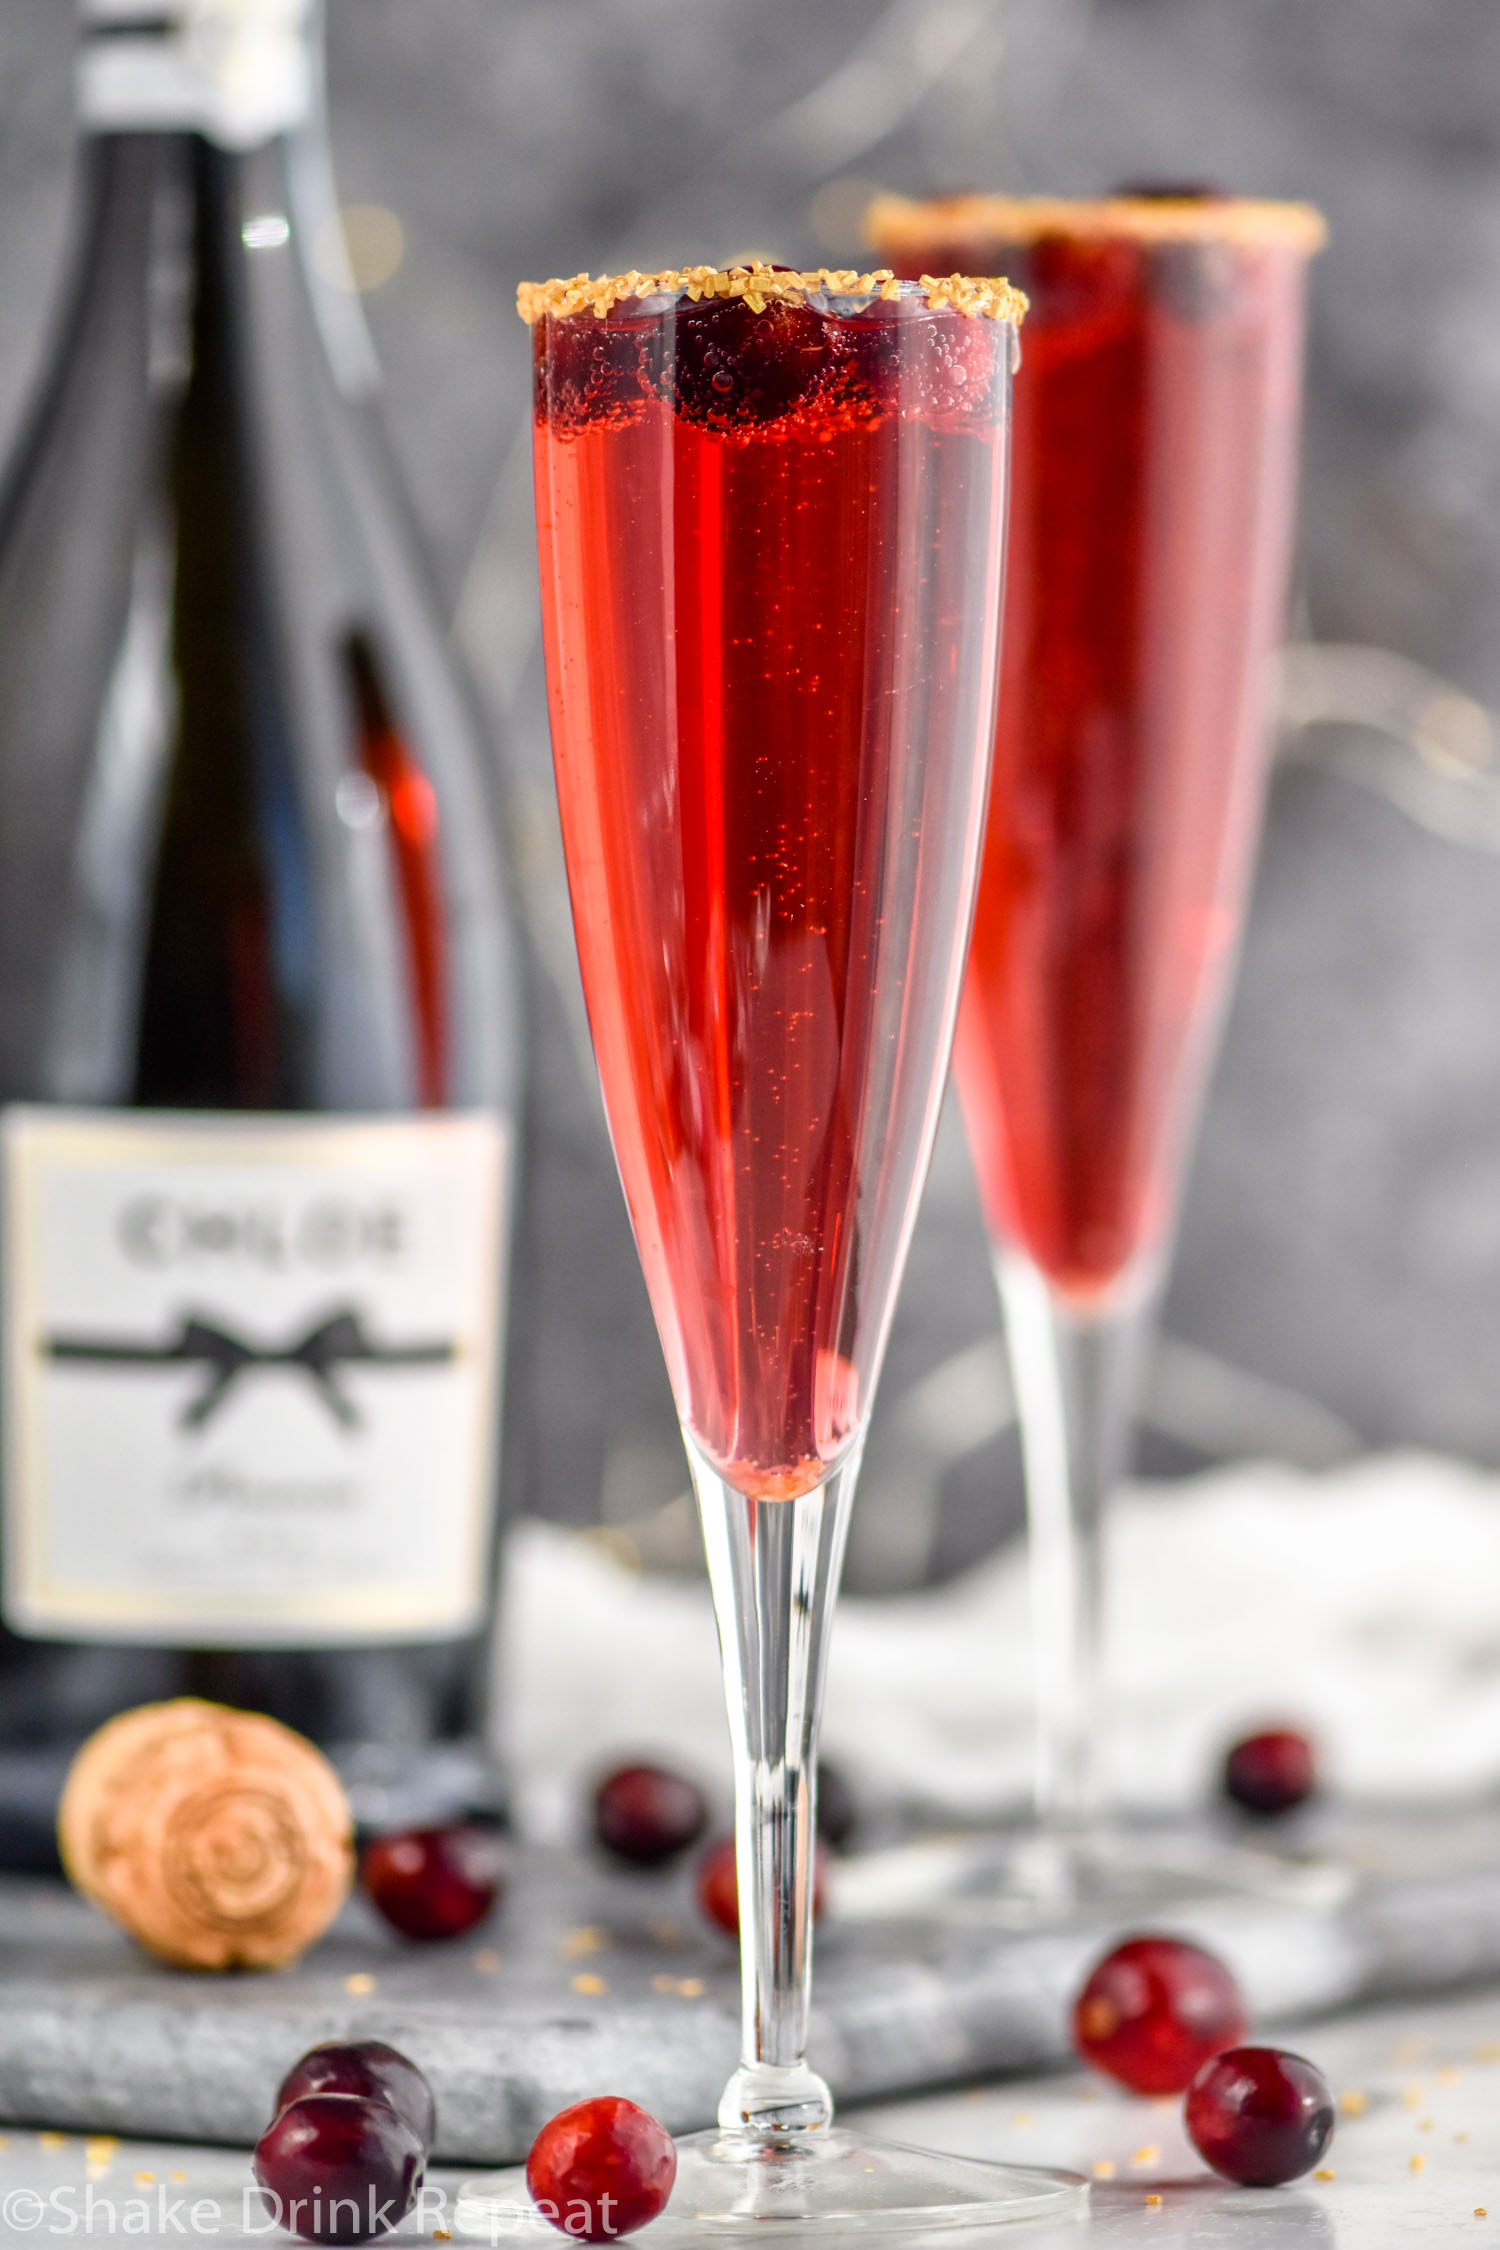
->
[[695, 1835, 828, 1938], [1186, 2046, 1335, 2185], [361, 1823, 505, 1941], [274, 2040, 435, 2153], [593, 1763, 708, 1868], [535, 312, 662, 435], [1072, 1934, 1247, 2094], [696, 1837, 741, 1936], [253, 2093, 423, 2243], [846, 293, 1007, 426], [526, 2096, 677, 2242], [815, 1760, 857, 1849], [1223, 1729, 1318, 1817]]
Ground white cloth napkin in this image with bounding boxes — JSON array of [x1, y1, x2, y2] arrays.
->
[[498, 1452, 1500, 1840]]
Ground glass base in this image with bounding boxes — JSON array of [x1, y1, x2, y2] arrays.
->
[[832, 1823, 1352, 1931], [455, 2127, 1086, 2243]]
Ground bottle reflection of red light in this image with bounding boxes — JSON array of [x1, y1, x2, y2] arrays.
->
[[347, 633, 449, 1106]]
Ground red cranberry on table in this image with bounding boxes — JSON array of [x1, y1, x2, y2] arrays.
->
[[695, 1835, 829, 1937], [696, 1837, 741, 1936], [815, 1760, 858, 1849], [361, 1823, 505, 1941], [253, 2093, 424, 2243], [1186, 2046, 1335, 2185], [1072, 1934, 1247, 2094], [274, 2040, 435, 2153], [1223, 1728, 1318, 1817], [527, 2095, 677, 2242], [593, 1762, 708, 1868]]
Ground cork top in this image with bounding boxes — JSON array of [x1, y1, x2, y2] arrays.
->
[[866, 193, 1328, 256], [59, 1698, 354, 1972], [517, 263, 1027, 326]]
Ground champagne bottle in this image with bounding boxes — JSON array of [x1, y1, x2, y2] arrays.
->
[[0, 0, 521, 1864]]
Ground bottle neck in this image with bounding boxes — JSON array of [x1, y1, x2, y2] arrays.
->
[[73, 0, 380, 396], [78, 0, 319, 151]]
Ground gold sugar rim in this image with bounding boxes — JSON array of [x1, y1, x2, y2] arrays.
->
[[517, 263, 1027, 326], [865, 192, 1327, 255]]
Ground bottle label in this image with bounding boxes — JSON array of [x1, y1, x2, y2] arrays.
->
[[1, 1107, 509, 1647], [78, 0, 315, 150]]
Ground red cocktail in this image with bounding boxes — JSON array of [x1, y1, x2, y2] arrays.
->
[[868, 194, 1323, 1895], [466, 265, 1084, 2236], [531, 267, 1014, 1499], [874, 193, 1324, 1301]]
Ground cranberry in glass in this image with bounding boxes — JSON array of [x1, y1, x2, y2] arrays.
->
[[1072, 1934, 1247, 2094], [526, 2096, 677, 2242], [1186, 2046, 1335, 2185], [253, 2093, 424, 2243], [695, 1835, 828, 1937], [672, 294, 839, 433], [274, 2040, 436, 2153], [361, 1823, 505, 1941], [593, 1762, 708, 1868], [1223, 1728, 1318, 1817]]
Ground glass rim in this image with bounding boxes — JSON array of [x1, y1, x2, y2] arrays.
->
[[865, 191, 1328, 256], [516, 262, 1027, 328]]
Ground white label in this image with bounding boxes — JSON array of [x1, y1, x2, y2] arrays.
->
[[2, 1107, 509, 1646], [79, 0, 315, 150]]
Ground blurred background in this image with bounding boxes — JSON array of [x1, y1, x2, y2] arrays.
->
[[5, 0, 1500, 1597]]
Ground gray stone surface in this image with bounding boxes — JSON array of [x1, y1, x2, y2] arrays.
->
[[0, 1984, 1499, 2246], [0, 1822, 1494, 2161]]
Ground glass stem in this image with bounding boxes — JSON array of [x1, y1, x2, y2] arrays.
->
[[998, 1254, 1155, 1848], [688, 1440, 860, 2139]]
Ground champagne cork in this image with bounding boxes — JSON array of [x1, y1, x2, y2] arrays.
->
[[59, 1699, 355, 1970]]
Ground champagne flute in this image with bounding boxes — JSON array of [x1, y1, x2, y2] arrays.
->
[[867, 192, 1326, 1916], [458, 261, 1085, 2234]]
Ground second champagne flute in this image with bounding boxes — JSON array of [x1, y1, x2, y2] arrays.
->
[[869, 191, 1325, 1917], [458, 261, 1086, 2234]]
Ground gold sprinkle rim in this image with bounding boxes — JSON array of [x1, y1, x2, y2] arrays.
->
[[866, 192, 1327, 256], [517, 263, 1026, 326]]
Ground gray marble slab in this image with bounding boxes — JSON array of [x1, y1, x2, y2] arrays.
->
[[0, 1819, 1495, 2164], [0, 1983, 1495, 2248]]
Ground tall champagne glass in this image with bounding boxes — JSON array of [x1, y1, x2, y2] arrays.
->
[[868, 193, 1325, 1912], [457, 263, 1084, 2234]]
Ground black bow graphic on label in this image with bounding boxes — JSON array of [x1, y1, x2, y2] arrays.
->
[[44, 1309, 456, 1431]]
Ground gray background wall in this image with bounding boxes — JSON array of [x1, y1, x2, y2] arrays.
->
[[3, 0, 1499, 1588]]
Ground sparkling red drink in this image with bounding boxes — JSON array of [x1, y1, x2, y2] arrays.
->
[[527, 267, 1017, 1495], [873, 196, 1323, 1299], [468, 256, 1086, 2243]]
